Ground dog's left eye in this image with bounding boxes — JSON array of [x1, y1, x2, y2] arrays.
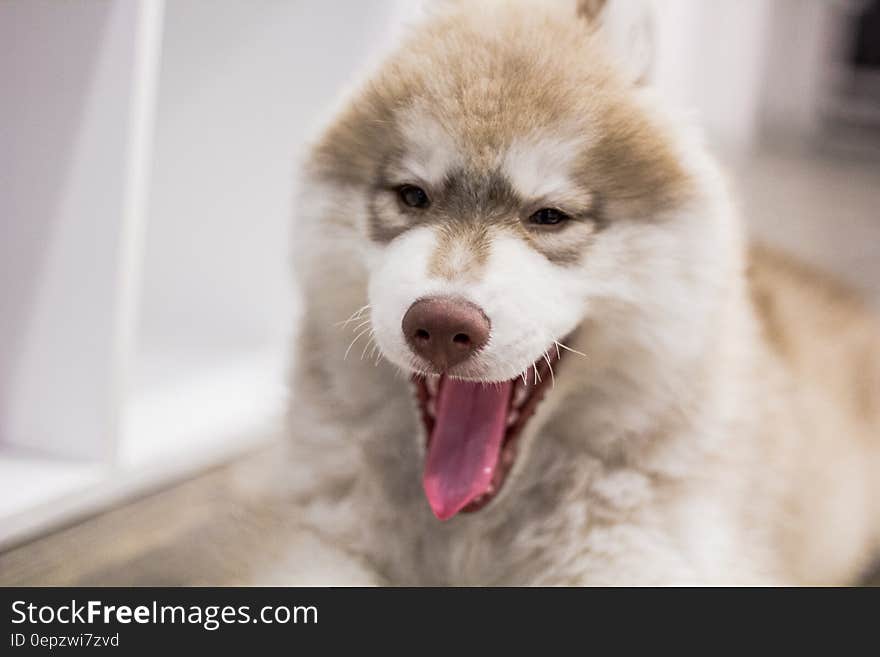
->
[[528, 208, 569, 226], [397, 185, 431, 209]]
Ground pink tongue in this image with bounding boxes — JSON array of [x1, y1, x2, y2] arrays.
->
[[423, 377, 513, 520]]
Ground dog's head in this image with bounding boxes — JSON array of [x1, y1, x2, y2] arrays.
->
[[304, 0, 739, 520]]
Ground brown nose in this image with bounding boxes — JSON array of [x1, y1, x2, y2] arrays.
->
[[402, 297, 490, 371]]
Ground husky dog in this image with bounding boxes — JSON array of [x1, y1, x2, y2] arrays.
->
[[284, 0, 880, 584]]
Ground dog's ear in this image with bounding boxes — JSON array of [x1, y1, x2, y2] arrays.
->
[[577, 0, 655, 85]]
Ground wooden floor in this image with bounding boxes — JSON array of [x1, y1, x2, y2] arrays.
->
[[0, 444, 310, 586]]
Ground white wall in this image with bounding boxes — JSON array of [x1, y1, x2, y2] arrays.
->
[[127, 0, 400, 463], [138, 1, 399, 363], [0, 0, 161, 459], [653, 0, 773, 153]]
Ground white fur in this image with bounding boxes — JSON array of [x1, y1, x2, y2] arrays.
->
[[503, 132, 591, 205], [367, 227, 588, 381], [394, 108, 462, 188]]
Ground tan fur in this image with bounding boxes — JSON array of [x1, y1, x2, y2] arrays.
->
[[277, 1, 880, 585], [742, 244, 880, 581], [428, 223, 492, 280], [750, 243, 880, 431], [310, 2, 692, 222], [576, 0, 607, 22]]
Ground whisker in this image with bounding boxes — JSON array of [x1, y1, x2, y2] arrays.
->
[[335, 306, 368, 328], [370, 343, 382, 366], [350, 318, 372, 334], [360, 331, 376, 361], [344, 326, 372, 360], [334, 304, 371, 329], [543, 351, 556, 388], [554, 340, 586, 359]]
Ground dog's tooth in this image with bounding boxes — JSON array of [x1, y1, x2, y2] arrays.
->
[[513, 385, 529, 407], [506, 410, 519, 427], [426, 398, 436, 417], [426, 376, 439, 396]]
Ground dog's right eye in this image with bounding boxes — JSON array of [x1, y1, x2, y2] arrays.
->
[[397, 185, 431, 209], [528, 207, 570, 226]]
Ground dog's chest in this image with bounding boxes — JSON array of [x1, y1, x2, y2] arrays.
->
[[364, 435, 662, 585]]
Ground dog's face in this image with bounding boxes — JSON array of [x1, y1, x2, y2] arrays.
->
[[305, 0, 728, 520]]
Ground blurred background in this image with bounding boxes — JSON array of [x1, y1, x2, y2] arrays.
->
[[1, 0, 878, 583]]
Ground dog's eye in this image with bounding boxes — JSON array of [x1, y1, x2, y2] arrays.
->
[[528, 207, 569, 226], [397, 185, 430, 209]]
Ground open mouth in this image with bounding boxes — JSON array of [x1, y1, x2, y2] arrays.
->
[[412, 346, 564, 520]]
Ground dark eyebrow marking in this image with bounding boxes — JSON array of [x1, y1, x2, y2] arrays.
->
[[367, 192, 410, 243]]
